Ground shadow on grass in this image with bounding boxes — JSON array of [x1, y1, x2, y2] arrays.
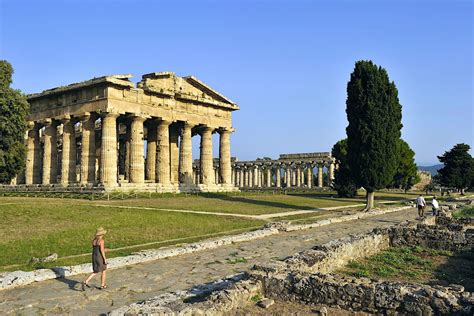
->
[[200, 193, 315, 211], [432, 250, 474, 291], [288, 192, 415, 205]]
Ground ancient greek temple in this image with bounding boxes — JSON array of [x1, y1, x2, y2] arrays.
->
[[18, 72, 239, 192], [193, 153, 336, 189]]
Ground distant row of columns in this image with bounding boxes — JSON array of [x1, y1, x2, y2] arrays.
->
[[23, 112, 233, 187], [231, 162, 335, 188]]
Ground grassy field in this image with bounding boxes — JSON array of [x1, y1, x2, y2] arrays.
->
[[0, 191, 418, 272], [339, 246, 474, 291], [96, 191, 419, 215], [0, 199, 264, 271], [453, 206, 474, 219]]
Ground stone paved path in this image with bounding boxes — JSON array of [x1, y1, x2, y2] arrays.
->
[[0, 207, 418, 315]]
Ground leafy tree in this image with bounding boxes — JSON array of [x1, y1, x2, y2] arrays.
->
[[0, 60, 29, 183], [346, 60, 402, 210], [391, 139, 418, 191], [331, 139, 357, 197], [437, 143, 474, 194]]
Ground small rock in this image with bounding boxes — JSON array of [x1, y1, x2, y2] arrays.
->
[[30, 253, 58, 264], [313, 306, 328, 316], [449, 284, 465, 292], [257, 298, 274, 309]]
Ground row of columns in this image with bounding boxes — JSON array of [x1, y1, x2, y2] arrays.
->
[[24, 112, 233, 187], [231, 163, 335, 188]]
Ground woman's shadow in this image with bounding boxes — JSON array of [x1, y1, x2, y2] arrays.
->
[[54, 276, 83, 291]]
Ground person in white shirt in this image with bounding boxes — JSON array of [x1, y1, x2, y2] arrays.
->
[[432, 196, 439, 216], [416, 194, 426, 217]]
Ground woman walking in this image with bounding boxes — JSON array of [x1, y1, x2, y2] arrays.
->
[[82, 227, 108, 290]]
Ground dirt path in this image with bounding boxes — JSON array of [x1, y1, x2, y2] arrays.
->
[[0, 208, 418, 315]]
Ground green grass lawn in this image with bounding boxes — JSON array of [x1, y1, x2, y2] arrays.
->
[[339, 246, 474, 291], [97, 191, 417, 215], [0, 199, 264, 271], [0, 191, 417, 272], [453, 206, 474, 219]]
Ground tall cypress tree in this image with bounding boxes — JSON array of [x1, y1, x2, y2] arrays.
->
[[0, 60, 29, 183], [346, 60, 402, 210]]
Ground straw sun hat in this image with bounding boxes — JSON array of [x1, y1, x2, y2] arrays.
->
[[95, 227, 107, 236]]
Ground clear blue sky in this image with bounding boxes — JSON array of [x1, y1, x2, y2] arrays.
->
[[1, 0, 472, 165]]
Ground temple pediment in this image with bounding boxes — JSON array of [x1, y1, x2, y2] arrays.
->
[[139, 72, 239, 110]]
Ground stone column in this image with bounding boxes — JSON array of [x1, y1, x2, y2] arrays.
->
[[99, 113, 119, 186], [318, 164, 323, 188], [199, 127, 214, 185], [169, 124, 180, 184], [124, 123, 131, 181], [146, 120, 157, 182], [129, 115, 146, 184], [42, 120, 58, 184], [328, 162, 335, 186], [157, 120, 172, 185], [301, 167, 305, 186], [179, 122, 194, 185], [276, 166, 281, 188], [266, 168, 271, 187], [25, 122, 40, 185], [285, 166, 291, 187], [61, 117, 77, 185], [306, 165, 313, 188], [218, 128, 232, 185], [80, 113, 96, 184], [253, 166, 258, 187]]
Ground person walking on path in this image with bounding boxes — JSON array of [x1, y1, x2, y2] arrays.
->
[[82, 227, 108, 290], [416, 194, 426, 218], [432, 196, 439, 216]]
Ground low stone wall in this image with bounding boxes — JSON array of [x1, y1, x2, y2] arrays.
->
[[110, 273, 262, 316], [249, 214, 474, 315], [258, 271, 473, 315], [0, 227, 279, 291], [253, 231, 390, 275], [389, 220, 474, 252]]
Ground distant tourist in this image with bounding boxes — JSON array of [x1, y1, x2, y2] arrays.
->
[[432, 196, 439, 216], [416, 194, 426, 217], [82, 227, 108, 290]]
